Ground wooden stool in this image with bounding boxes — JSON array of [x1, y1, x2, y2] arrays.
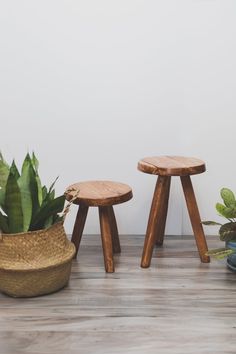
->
[[138, 156, 210, 268], [65, 181, 133, 273]]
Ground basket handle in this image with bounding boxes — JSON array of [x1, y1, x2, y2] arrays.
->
[[61, 188, 80, 221]]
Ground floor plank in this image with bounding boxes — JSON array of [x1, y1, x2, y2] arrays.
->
[[0, 235, 236, 354]]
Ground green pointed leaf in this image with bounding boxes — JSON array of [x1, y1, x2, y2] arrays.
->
[[201, 221, 222, 226], [5, 170, 23, 233], [41, 183, 56, 208], [31, 152, 39, 172], [221, 188, 236, 208], [49, 189, 55, 200], [44, 215, 53, 229], [48, 176, 59, 194], [30, 153, 42, 206], [28, 163, 40, 219], [35, 174, 43, 206], [215, 203, 236, 219], [30, 195, 65, 231], [20, 153, 29, 173], [17, 156, 33, 232], [219, 222, 236, 242], [0, 212, 9, 233], [42, 186, 48, 201], [10, 160, 20, 180], [206, 247, 235, 260], [0, 154, 10, 210]]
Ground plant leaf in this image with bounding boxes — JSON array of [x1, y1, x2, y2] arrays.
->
[[48, 176, 59, 194], [41, 184, 56, 208], [5, 170, 23, 233], [0, 154, 10, 210], [0, 212, 9, 233], [10, 160, 20, 180], [30, 195, 65, 231], [31, 152, 39, 172], [30, 153, 43, 206], [219, 222, 236, 242], [44, 215, 53, 229], [206, 247, 235, 260], [201, 221, 222, 226], [42, 186, 48, 201], [17, 155, 33, 232], [28, 162, 41, 219], [215, 203, 236, 219], [35, 174, 43, 206], [221, 188, 236, 208], [49, 190, 55, 200]]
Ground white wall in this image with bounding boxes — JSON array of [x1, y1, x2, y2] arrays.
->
[[0, 1, 236, 235]]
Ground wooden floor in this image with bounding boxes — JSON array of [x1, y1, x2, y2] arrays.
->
[[0, 235, 236, 354]]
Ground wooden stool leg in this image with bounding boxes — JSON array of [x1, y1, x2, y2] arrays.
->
[[141, 176, 171, 268], [181, 176, 210, 263], [71, 205, 89, 258], [107, 206, 121, 254], [99, 206, 114, 273], [155, 177, 171, 246]]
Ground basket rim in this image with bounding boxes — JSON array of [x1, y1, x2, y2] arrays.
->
[[0, 221, 63, 238], [0, 243, 76, 273]]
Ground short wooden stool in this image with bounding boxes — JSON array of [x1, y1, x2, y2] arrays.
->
[[138, 156, 210, 268], [65, 181, 133, 273]]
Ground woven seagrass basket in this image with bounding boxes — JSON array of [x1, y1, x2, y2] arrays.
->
[[0, 222, 75, 297]]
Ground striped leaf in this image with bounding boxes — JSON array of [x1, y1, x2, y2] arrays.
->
[[28, 163, 40, 220], [30, 195, 65, 231], [44, 215, 53, 229], [201, 221, 222, 226], [17, 155, 33, 232], [42, 186, 48, 201], [0, 154, 9, 211], [30, 153, 42, 206], [206, 248, 235, 260], [11, 160, 20, 180], [31, 152, 39, 172], [219, 222, 236, 242], [5, 169, 23, 233], [0, 211, 9, 233]]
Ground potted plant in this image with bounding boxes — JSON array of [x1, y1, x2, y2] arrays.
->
[[0, 152, 76, 297], [202, 187, 236, 271]]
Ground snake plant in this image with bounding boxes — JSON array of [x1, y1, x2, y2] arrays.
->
[[0, 152, 65, 234], [202, 188, 236, 259]]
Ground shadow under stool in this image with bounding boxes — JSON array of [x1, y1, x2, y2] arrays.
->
[[65, 180, 133, 273], [138, 156, 210, 268]]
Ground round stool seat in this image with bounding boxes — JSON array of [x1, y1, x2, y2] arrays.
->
[[65, 180, 133, 207], [138, 156, 206, 176]]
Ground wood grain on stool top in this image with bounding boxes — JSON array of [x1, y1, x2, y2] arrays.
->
[[138, 156, 206, 176], [65, 181, 133, 207]]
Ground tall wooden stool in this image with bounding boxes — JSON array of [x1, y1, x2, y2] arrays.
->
[[65, 181, 133, 273], [138, 156, 210, 268]]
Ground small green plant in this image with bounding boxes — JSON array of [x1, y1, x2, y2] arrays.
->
[[0, 152, 65, 234], [202, 188, 236, 259]]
